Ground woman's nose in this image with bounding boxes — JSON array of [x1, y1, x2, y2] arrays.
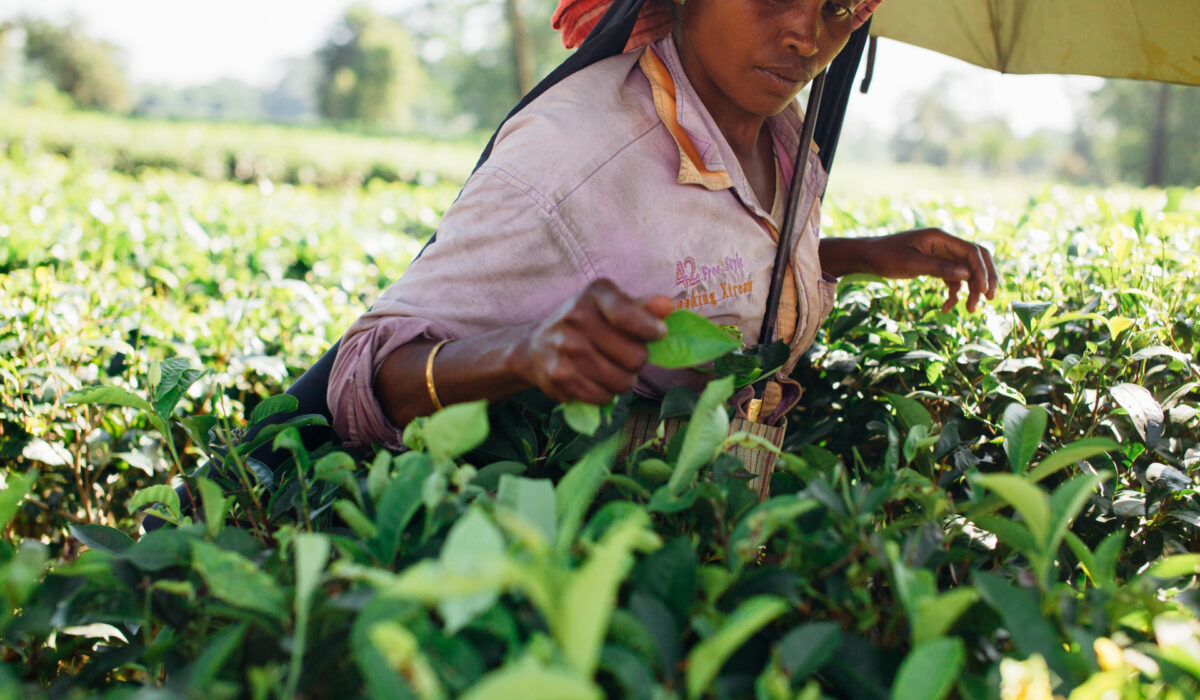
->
[[780, 1, 821, 57]]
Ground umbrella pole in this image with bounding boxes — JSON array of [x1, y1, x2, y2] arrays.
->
[[759, 70, 827, 344]]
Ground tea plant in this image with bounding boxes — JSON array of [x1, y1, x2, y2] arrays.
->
[[2, 146, 1199, 698]]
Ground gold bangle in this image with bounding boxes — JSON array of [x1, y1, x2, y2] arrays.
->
[[425, 339, 451, 412]]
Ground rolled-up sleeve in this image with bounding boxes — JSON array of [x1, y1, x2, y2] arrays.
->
[[328, 165, 595, 447]]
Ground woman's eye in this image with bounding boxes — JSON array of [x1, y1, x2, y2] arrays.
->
[[823, 2, 852, 19]]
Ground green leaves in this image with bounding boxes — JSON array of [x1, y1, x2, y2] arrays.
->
[[414, 400, 489, 460], [1003, 402, 1047, 473], [1027, 437, 1120, 482], [63, 386, 153, 413], [974, 571, 1078, 685], [192, 540, 287, 620], [686, 596, 788, 698], [646, 310, 740, 369], [435, 508, 507, 633], [69, 523, 134, 555], [250, 394, 299, 426], [891, 637, 964, 700], [556, 511, 660, 676], [460, 658, 600, 700], [561, 401, 602, 436], [0, 471, 34, 531], [667, 376, 734, 496], [129, 484, 182, 522]]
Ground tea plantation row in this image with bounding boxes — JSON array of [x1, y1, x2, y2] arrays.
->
[[2, 150, 1200, 698]]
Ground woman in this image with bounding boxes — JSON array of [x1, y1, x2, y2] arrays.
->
[[327, 0, 997, 449]]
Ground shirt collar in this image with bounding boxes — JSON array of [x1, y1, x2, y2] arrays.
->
[[640, 35, 819, 217]]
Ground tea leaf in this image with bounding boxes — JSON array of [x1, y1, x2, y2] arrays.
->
[[64, 385, 153, 413], [647, 310, 739, 369], [686, 596, 788, 698], [668, 376, 734, 496], [1027, 437, 1120, 483], [1109, 383, 1164, 447], [129, 484, 182, 522], [1003, 403, 1047, 473], [423, 400, 489, 460], [69, 523, 134, 555], [497, 475, 556, 545], [555, 435, 616, 555], [557, 512, 659, 676], [437, 509, 505, 633], [459, 658, 601, 700], [192, 541, 287, 620], [891, 637, 964, 700], [562, 401, 602, 437], [972, 474, 1050, 547], [777, 622, 841, 681], [250, 394, 299, 426]]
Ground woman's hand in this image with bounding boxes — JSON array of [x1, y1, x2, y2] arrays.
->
[[821, 229, 998, 312], [516, 279, 674, 404], [375, 279, 672, 429]]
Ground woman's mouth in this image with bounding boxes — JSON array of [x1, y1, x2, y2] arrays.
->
[[757, 67, 805, 92]]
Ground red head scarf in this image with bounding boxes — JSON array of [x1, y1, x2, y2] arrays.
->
[[552, 0, 885, 52]]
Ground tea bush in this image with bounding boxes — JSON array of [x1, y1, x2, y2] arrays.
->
[[2, 146, 1200, 699]]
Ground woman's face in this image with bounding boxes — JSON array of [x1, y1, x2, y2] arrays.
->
[[674, 0, 860, 124]]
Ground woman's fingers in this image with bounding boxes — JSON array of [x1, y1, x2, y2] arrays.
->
[[528, 279, 669, 403], [589, 279, 669, 342], [909, 229, 996, 312]]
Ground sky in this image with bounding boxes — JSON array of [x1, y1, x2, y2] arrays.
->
[[3, 0, 1102, 136]]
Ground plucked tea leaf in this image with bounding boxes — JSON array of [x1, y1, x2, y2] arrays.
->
[[562, 401, 602, 437], [647, 310, 739, 369]]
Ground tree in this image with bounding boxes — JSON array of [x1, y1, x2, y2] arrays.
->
[[316, 6, 429, 129], [6, 17, 131, 113], [1085, 80, 1200, 187], [399, 0, 568, 132], [890, 77, 964, 167]]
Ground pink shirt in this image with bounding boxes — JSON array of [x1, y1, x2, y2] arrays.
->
[[328, 36, 835, 447]]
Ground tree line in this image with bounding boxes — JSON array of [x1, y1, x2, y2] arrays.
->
[[0, 5, 1196, 187]]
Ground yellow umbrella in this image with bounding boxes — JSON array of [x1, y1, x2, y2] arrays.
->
[[869, 0, 1200, 86]]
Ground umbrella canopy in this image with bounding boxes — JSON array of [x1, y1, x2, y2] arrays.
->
[[869, 0, 1200, 86]]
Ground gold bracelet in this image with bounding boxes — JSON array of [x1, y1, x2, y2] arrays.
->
[[425, 339, 451, 412]]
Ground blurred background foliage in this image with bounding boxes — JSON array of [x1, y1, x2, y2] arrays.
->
[[0, 2, 1197, 188]]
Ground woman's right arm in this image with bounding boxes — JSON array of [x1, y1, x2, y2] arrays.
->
[[374, 279, 674, 430]]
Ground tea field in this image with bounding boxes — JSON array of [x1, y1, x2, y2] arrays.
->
[[2, 139, 1200, 699]]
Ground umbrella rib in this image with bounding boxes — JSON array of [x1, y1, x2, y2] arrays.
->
[[989, 0, 1005, 73]]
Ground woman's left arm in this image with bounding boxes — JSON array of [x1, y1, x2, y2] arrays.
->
[[819, 229, 999, 312]]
